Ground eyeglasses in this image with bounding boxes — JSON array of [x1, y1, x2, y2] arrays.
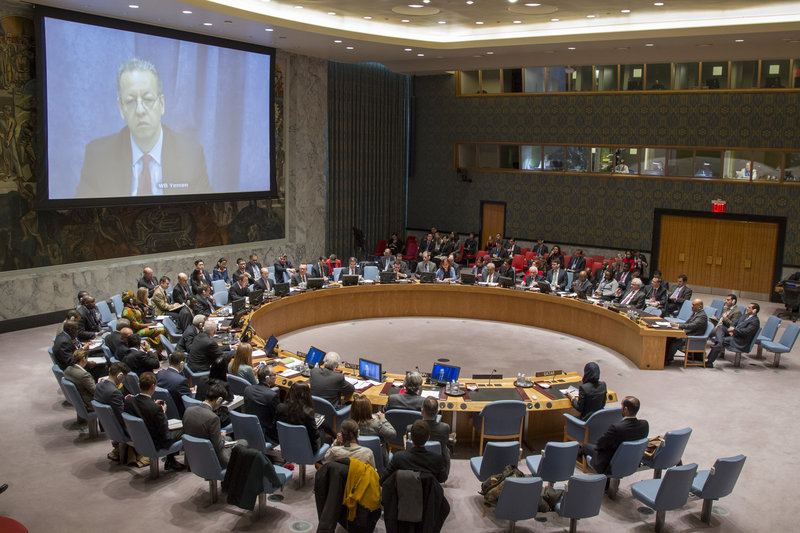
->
[[120, 94, 161, 112]]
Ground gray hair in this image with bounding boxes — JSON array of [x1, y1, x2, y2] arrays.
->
[[202, 321, 217, 335], [631, 278, 643, 289], [404, 371, 423, 394], [322, 351, 341, 370], [117, 58, 162, 96], [193, 314, 206, 328]]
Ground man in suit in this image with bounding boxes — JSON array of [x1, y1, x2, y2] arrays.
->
[[124, 371, 184, 471], [310, 352, 354, 408], [245, 254, 263, 285], [177, 314, 205, 354], [76, 295, 103, 341], [378, 248, 395, 272], [152, 275, 192, 332], [566, 250, 587, 273], [122, 334, 160, 376], [137, 267, 158, 298], [415, 251, 435, 278], [172, 273, 192, 305], [157, 351, 192, 417], [501, 237, 520, 259], [385, 372, 425, 412], [53, 320, 80, 370], [254, 268, 273, 292], [464, 232, 478, 258], [342, 257, 362, 278], [418, 233, 436, 258], [707, 303, 760, 367], [243, 364, 280, 444], [183, 382, 234, 467], [665, 274, 693, 317], [665, 298, 708, 364], [229, 272, 251, 300], [94, 361, 141, 463], [616, 262, 633, 291], [382, 420, 447, 483], [592, 260, 611, 285], [310, 257, 330, 280], [582, 396, 649, 475], [498, 258, 515, 280], [105, 319, 130, 358], [76, 58, 210, 198], [644, 276, 668, 310], [570, 270, 593, 295], [290, 264, 309, 288], [274, 254, 296, 283], [547, 260, 568, 291], [710, 294, 742, 330], [64, 349, 96, 412], [391, 260, 410, 281], [483, 262, 500, 284], [614, 278, 647, 309], [188, 321, 225, 373], [532, 238, 548, 257], [413, 397, 453, 479], [231, 258, 250, 284]]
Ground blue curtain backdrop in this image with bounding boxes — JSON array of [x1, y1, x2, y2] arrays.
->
[[327, 62, 410, 259]]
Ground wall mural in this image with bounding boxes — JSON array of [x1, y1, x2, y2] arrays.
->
[[0, 11, 285, 272]]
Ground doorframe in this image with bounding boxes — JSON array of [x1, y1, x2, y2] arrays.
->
[[479, 201, 506, 247], [651, 208, 786, 301]]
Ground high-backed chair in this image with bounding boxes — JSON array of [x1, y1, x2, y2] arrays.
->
[[215, 290, 229, 307], [122, 412, 183, 479], [91, 400, 131, 464], [594, 437, 649, 498], [96, 300, 114, 324], [525, 441, 580, 484], [472, 400, 526, 455], [182, 394, 204, 411], [153, 387, 181, 420], [555, 474, 607, 533], [760, 322, 800, 367], [631, 463, 699, 533], [276, 421, 330, 487], [183, 366, 209, 388], [731, 326, 761, 368], [666, 300, 692, 324], [229, 411, 274, 454], [110, 293, 124, 319], [644, 306, 662, 317], [312, 396, 352, 439], [642, 427, 692, 478], [161, 316, 183, 340], [690, 455, 746, 524], [61, 378, 99, 438], [710, 299, 725, 318], [494, 476, 543, 532], [682, 321, 714, 368], [182, 435, 227, 503], [358, 435, 389, 476], [363, 265, 379, 281], [159, 334, 175, 357], [227, 374, 251, 396], [470, 441, 520, 482], [563, 407, 623, 472], [124, 372, 140, 395], [384, 409, 422, 451], [211, 279, 228, 295], [333, 267, 344, 282], [404, 439, 442, 455], [51, 365, 67, 397], [754, 315, 781, 358]]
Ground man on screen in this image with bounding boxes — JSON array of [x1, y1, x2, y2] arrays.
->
[[76, 58, 211, 198]]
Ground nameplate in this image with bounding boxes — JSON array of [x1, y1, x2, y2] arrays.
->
[[535, 370, 563, 378]]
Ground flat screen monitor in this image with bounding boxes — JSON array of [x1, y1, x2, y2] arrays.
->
[[249, 288, 265, 306], [264, 334, 278, 354], [305, 346, 325, 367], [499, 276, 515, 288], [307, 277, 324, 290], [358, 358, 382, 381], [342, 274, 360, 286], [431, 363, 460, 384], [460, 272, 476, 285], [419, 271, 435, 284], [231, 309, 247, 329], [274, 282, 290, 297], [231, 297, 246, 316], [538, 281, 552, 294], [379, 271, 396, 284]]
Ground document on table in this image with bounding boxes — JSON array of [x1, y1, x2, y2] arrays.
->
[[88, 356, 106, 365], [168, 419, 183, 430], [279, 369, 300, 378], [421, 390, 440, 398]]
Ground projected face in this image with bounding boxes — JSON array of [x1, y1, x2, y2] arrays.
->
[[117, 69, 165, 152]]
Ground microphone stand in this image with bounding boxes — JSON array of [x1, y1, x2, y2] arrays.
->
[[488, 368, 496, 386]]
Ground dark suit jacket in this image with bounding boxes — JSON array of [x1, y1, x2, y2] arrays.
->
[[385, 391, 425, 412], [545, 268, 568, 290], [614, 289, 647, 309], [274, 261, 295, 283], [378, 256, 396, 271], [254, 277, 273, 292], [231, 269, 249, 283], [290, 272, 309, 287], [566, 256, 587, 272], [123, 347, 159, 376], [310, 264, 329, 279], [680, 310, 708, 337], [532, 244, 549, 256], [229, 282, 250, 301], [616, 271, 633, 290], [76, 305, 102, 340], [245, 262, 263, 284], [572, 381, 607, 420], [176, 324, 198, 353], [172, 283, 192, 305], [726, 314, 760, 352], [276, 403, 322, 454], [645, 285, 668, 309], [418, 239, 436, 255], [501, 244, 521, 259], [124, 393, 178, 450], [105, 331, 123, 357], [157, 367, 192, 417], [76, 125, 211, 198], [183, 403, 229, 467], [592, 417, 649, 474], [342, 265, 363, 277], [195, 294, 215, 316], [669, 285, 693, 307], [382, 447, 447, 483], [53, 331, 77, 370], [94, 379, 126, 435], [243, 383, 280, 443], [310, 367, 354, 407], [138, 276, 158, 298], [188, 332, 223, 372]]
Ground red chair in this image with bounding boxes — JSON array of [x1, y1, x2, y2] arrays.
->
[[524, 251, 536, 265], [454, 244, 466, 265], [369, 239, 387, 258], [591, 262, 604, 275], [511, 254, 525, 275], [520, 247, 530, 257], [584, 257, 594, 272], [403, 241, 418, 261], [592, 255, 605, 264], [405, 235, 417, 249]]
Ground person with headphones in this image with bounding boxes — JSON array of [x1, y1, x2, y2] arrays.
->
[[182, 382, 244, 467]]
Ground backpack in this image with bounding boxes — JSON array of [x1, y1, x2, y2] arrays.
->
[[479, 464, 525, 507]]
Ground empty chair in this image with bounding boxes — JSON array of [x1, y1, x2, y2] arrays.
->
[[494, 476, 543, 532], [731, 326, 761, 368], [666, 300, 692, 324], [472, 400, 526, 455], [60, 378, 99, 438], [363, 265, 379, 281], [153, 387, 180, 420], [313, 396, 352, 439], [754, 315, 781, 358], [122, 412, 183, 479], [760, 322, 800, 367], [555, 474, 607, 533], [96, 300, 114, 324], [215, 290, 229, 307], [710, 299, 725, 318], [333, 267, 344, 282], [182, 435, 226, 503], [91, 400, 131, 464], [591, 437, 648, 498], [183, 366, 210, 388], [358, 435, 389, 476], [525, 441, 580, 484], [682, 321, 714, 368], [631, 463, 698, 533], [642, 428, 692, 478], [51, 365, 67, 397], [384, 409, 422, 451], [563, 407, 623, 472], [644, 306, 662, 317], [110, 293, 124, 319], [229, 411, 274, 454], [470, 441, 520, 482], [162, 316, 183, 340], [159, 334, 175, 356], [690, 455, 746, 524], [211, 279, 228, 295], [227, 374, 251, 396], [276, 421, 330, 487]]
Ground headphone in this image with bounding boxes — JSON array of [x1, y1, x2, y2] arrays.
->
[[116, 372, 125, 381], [214, 397, 224, 407]]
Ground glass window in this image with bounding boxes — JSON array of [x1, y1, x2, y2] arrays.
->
[[613, 148, 636, 173], [459, 70, 479, 95], [477, 144, 499, 168], [668, 149, 694, 177], [723, 150, 754, 180], [754, 152, 783, 182], [590, 147, 615, 173], [731, 60, 758, 89], [481, 70, 501, 94], [595, 65, 619, 91], [646, 64, 671, 90], [503, 68, 523, 93], [639, 148, 667, 175], [701, 61, 728, 89], [499, 145, 520, 169], [786, 152, 800, 182], [521, 145, 542, 171], [569, 66, 594, 92], [523, 67, 545, 93], [457, 144, 477, 168], [566, 146, 588, 172], [761, 59, 790, 88], [622, 64, 644, 91], [674, 62, 699, 90], [546, 66, 567, 92], [543, 146, 565, 171], [694, 150, 722, 178]]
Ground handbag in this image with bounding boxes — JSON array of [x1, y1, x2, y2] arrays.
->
[[643, 435, 664, 460]]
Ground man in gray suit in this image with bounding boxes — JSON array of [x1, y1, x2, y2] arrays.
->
[[707, 303, 760, 367], [613, 278, 647, 309], [415, 251, 435, 278], [309, 351, 354, 408], [182, 382, 235, 467], [665, 298, 708, 364], [665, 274, 693, 316], [65, 349, 96, 412]]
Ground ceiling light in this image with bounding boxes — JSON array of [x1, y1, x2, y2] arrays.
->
[[735, 39, 744, 43], [509, 0, 519, 3], [417, 53, 425, 56], [363, 16, 372, 19], [182, 10, 192, 14], [128, 4, 139, 8], [525, 3, 541, 6], [568, 46, 576, 50], [438, 21, 447, 24], [408, 3, 424, 7], [466, 0, 474, 4], [551, 18, 559, 21], [513, 20, 522, 24], [346, 46, 354, 50], [486, 51, 494, 55], [621, 9, 631, 13], [645, 43, 654, 47], [654, 2, 664, 5], [327, 12, 336, 15], [203, 22, 213, 26], [475, 21, 484, 24], [404, 48, 412, 51], [401, 19, 410, 22], [586, 15, 596, 18], [334, 40, 342, 43], [265, 28, 274, 31]]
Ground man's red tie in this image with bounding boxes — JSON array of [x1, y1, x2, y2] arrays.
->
[[137, 154, 152, 196]]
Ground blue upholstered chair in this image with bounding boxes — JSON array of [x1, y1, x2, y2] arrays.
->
[[555, 474, 607, 533], [51, 364, 67, 397], [124, 372, 140, 395], [363, 265, 379, 281], [642, 427, 692, 478], [182, 435, 227, 503], [709, 299, 725, 319], [333, 267, 344, 282], [92, 400, 131, 464], [182, 394, 204, 411], [122, 412, 183, 479], [760, 322, 800, 367], [183, 366, 209, 388], [683, 321, 714, 368], [472, 400, 526, 454], [494, 476, 543, 531], [211, 279, 228, 296], [229, 411, 274, 454], [588, 437, 648, 499], [563, 407, 623, 472], [525, 441, 579, 484], [110, 293, 124, 319], [312, 395, 352, 438], [276, 421, 330, 487], [161, 316, 183, 340], [666, 300, 692, 324], [754, 315, 781, 358], [731, 326, 761, 368], [632, 463, 698, 532], [227, 374, 251, 396], [159, 334, 175, 357], [384, 409, 422, 451], [60, 378, 99, 438], [644, 306, 662, 317], [690, 455, 746, 524], [404, 439, 442, 455], [358, 436, 390, 476], [153, 387, 180, 420], [96, 300, 114, 324], [215, 290, 229, 307], [470, 441, 520, 482]]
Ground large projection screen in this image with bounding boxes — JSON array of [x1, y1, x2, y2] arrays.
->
[[36, 7, 276, 208]]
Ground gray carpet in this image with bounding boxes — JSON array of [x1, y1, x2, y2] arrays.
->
[[1, 291, 796, 532]]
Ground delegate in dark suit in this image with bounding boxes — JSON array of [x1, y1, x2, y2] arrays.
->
[[172, 283, 192, 306], [156, 367, 192, 417], [665, 308, 708, 363], [565, 256, 586, 272], [545, 268, 568, 291], [243, 382, 280, 443], [665, 285, 693, 316], [122, 347, 159, 376], [245, 262, 263, 284], [385, 391, 425, 412], [341, 264, 363, 277], [105, 330, 123, 357], [407, 419, 452, 478], [53, 331, 78, 370], [584, 417, 649, 474], [76, 304, 102, 340], [124, 393, 182, 450], [309, 367, 354, 407], [183, 403, 230, 467], [254, 276, 273, 292], [378, 255, 395, 271], [614, 288, 647, 309], [382, 447, 447, 483], [273, 260, 295, 283], [644, 284, 668, 309], [229, 282, 250, 301], [188, 332, 224, 372], [76, 126, 211, 198], [176, 324, 198, 353], [707, 312, 760, 366], [94, 379, 127, 435], [310, 263, 329, 279]]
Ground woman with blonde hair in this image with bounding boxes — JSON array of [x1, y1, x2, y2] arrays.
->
[[228, 343, 257, 385]]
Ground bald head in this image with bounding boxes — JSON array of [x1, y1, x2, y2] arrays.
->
[[691, 298, 704, 312]]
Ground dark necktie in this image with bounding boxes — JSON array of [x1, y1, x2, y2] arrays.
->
[[137, 154, 152, 196]]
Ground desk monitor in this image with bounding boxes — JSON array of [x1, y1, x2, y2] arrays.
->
[[379, 271, 396, 284], [231, 309, 248, 329], [249, 288, 265, 306], [274, 282, 290, 297], [499, 276, 515, 288], [342, 274, 360, 286], [537, 281, 552, 294], [231, 297, 246, 316], [460, 272, 476, 285], [306, 346, 325, 367], [359, 358, 382, 381], [307, 277, 324, 290], [419, 271, 435, 284], [264, 334, 278, 354], [431, 363, 460, 385]]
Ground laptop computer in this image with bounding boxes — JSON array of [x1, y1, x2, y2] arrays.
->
[[249, 288, 265, 306], [499, 276, 515, 289], [231, 297, 246, 316], [342, 274, 360, 286], [379, 271, 396, 284], [460, 272, 476, 285], [419, 271, 435, 284], [307, 277, 324, 290], [274, 282, 290, 297]]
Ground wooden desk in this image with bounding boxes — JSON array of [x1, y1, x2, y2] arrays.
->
[[249, 284, 682, 370]]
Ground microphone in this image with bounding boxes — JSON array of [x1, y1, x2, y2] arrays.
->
[[489, 368, 496, 386]]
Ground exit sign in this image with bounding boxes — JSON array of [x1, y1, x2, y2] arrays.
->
[[712, 199, 727, 213]]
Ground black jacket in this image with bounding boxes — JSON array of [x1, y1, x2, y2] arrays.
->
[[315, 459, 381, 533], [381, 471, 450, 533]]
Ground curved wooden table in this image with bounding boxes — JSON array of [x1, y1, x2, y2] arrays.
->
[[250, 283, 681, 370]]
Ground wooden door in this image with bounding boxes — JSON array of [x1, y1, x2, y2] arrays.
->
[[480, 202, 505, 250]]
